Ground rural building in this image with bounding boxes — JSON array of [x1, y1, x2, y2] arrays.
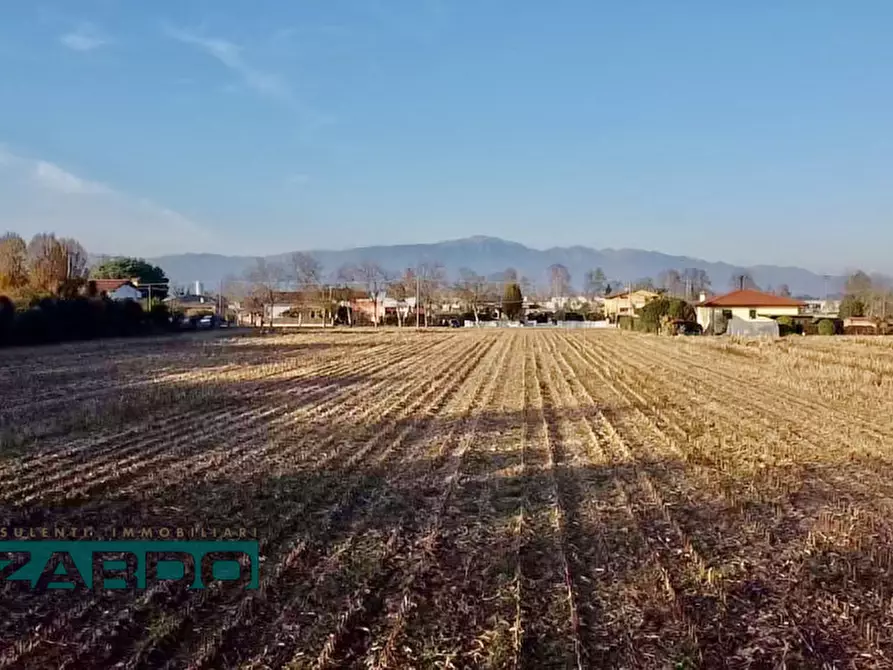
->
[[91, 279, 143, 301], [237, 289, 370, 326], [603, 289, 660, 321], [542, 295, 599, 312], [843, 316, 883, 335], [164, 293, 219, 316], [803, 299, 841, 315], [696, 289, 806, 334]]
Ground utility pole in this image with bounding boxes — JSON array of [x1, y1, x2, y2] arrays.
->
[[628, 282, 632, 323], [416, 274, 421, 329]]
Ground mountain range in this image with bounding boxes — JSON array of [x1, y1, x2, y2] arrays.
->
[[148, 236, 855, 298]]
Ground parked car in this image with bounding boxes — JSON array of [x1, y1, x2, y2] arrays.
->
[[666, 319, 702, 336]]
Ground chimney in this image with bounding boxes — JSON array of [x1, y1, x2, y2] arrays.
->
[[699, 291, 707, 303]]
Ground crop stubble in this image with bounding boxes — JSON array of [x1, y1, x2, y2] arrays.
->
[[1, 328, 892, 669]]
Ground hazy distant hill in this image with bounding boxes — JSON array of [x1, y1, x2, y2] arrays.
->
[[149, 235, 849, 297]]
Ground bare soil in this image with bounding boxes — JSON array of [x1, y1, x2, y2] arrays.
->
[[2, 329, 893, 669]]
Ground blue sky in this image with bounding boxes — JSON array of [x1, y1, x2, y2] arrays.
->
[[1, 1, 891, 273]]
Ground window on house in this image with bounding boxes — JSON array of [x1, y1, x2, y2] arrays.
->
[[722, 309, 732, 319], [749, 309, 757, 319]]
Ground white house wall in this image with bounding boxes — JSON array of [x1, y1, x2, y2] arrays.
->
[[108, 286, 142, 301], [697, 305, 801, 330]]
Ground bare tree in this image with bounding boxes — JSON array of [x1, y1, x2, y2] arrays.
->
[[548, 263, 571, 298], [59, 238, 89, 279], [289, 252, 322, 287], [389, 268, 417, 327], [415, 262, 446, 327], [221, 273, 250, 323], [846, 271, 893, 319], [0, 232, 29, 294], [338, 261, 392, 326], [776, 284, 792, 298], [584, 267, 607, 298], [729, 272, 759, 291], [288, 252, 331, 325], [55, 237, 90, 297], [27, 233, 69, 294], [502, 267, 519, 284], [845, 270, 873, 297], [657, 269, 684, 297], [455, 268, 491, 324], [681, 268, 711, 300], [244, 258, 286, 328]]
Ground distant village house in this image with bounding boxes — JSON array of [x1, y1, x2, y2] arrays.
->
[[603, 289, 660, 321], [696, 289, 806, 335]]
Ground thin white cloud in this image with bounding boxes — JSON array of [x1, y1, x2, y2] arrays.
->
[[162, 24, 335, 137], [60, 24, 107, 52], [163, 26, 291, 101], [32, 161, 111, 195], [0, 147, 218, 256]]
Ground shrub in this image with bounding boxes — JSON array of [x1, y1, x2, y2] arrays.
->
[[0, 295, 182, 348], [502, 283, 523, 320], [638, 297, 696, 334], [776, 315, 802, 336], [0, 296, 14, 344], [817, 319, 836, 336], [149, 303, 173, 330], [839, 294, 865, 319]]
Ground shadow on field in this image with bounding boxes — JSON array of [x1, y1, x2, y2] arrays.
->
[[0, 331, 402, 426], [4, 394, 893, 668]]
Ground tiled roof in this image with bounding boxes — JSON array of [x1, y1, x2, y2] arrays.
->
[[271, 289, 367, 304], [91, 279, 135, 293], [700, 289, 806, 308], [605, 289, 659, 300]]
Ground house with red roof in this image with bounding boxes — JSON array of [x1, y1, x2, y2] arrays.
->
[[696, 289, 807, 334], [90, 279, 142, 301]]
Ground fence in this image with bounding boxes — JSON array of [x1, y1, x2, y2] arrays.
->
[[464, 320, 616, 329]]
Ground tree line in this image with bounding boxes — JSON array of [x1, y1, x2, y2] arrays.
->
[[0, 231, 175, 347], [230, 255, 718, 326]]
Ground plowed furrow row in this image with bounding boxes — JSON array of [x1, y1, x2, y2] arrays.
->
[[572, 333, 886, 663], [588, 334, 893, 512], [355, 333, 520, 670], [103, 337, 475, 500], [549, 332, 720, 664], [634, 335, 893, 443], [354, 333, 525, 669], [182, 335, 510, 670], [0, 338, 433, 506], [0, 336, 409, 486], [513, 334, 583, 669], [56, 336, 497, 670], [3, 336, 486, 670], [294, 335, 515, 670]]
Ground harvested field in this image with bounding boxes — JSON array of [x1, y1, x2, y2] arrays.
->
[[2, 328, 893, 668]]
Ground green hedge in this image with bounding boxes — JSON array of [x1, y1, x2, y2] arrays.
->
[[817, 319, 836, 336], [0, 296, 175, 347]]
